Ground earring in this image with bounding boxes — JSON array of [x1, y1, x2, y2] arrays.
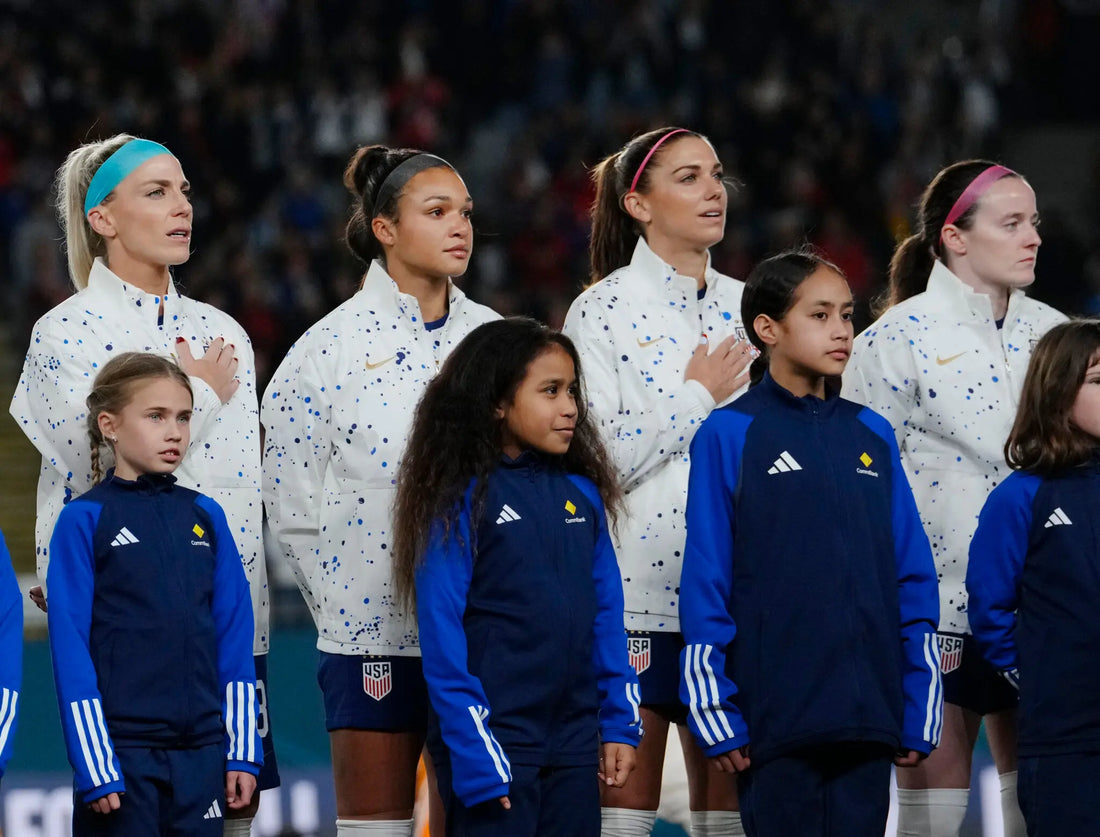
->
[[109, 436, 117, 443]]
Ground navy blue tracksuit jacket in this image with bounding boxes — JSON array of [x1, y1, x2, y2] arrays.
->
[[416, 454, 642, 807], [679, 374, 942, 765], [47, 471, 261, 803], [967, 459, 1100, 757]]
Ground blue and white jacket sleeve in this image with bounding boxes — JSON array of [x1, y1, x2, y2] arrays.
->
[[199, 495, 262, 775], [416, 494, 511, 807], [678, 415, 750, 756], [873, 413, 943, 753], [0, 532, 21, 778], [46, 502, 125, 802], [965, 473, 1037, 692], [568, 476, 643, 748]]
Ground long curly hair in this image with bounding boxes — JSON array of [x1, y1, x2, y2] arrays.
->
[[391, 317, 622, 614]]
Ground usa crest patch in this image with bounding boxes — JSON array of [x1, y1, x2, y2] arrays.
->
[[628, 637, 651, 675], [938, 634, 964, 674], [362, 661, 392, 701]]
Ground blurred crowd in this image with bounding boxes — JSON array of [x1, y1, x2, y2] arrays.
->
[[1, 0, 1098, 392]]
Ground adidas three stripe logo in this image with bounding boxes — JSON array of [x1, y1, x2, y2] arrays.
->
[[1044, 507, 1072, 528], [767, 451, 802, 475], [203, 799, 223, 819], [496, 504, 521, 525], [110, 527, 139, 546]]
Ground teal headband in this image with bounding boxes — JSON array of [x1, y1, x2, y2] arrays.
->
[[84, 139, 174, 215]]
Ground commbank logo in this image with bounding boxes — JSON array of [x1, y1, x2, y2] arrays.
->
[[110, 527, 139, 547], [767, 451, 802, 474], [496, 504, 521, 525]]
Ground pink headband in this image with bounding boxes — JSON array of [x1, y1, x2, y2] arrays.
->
[[628, 128, 689, 193], [943, 164, 1017, 229]]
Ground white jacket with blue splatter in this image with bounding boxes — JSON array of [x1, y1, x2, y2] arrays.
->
[[843, 260, 1065, 633], [261, 260, 499, 655], [563, 238, 747, 633], [10, 258, 269, 653]]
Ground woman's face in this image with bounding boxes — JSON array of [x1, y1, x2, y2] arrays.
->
[[92, 154, 193, 270], [631, 135, 727, 253], [949, 176, 1041, 292], [385, 166, 473, 281]]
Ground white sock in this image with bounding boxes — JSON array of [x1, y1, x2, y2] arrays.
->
[[601, 807, 658, 836], [894, 787, 969, 837], [335, 819, 414, 836], [690, 809, 745, 836], [222, 818, 253, 837], [1000, 771, 1027, 837]]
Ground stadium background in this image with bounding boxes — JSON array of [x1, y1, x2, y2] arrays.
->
[[0, 0, 1097, 834]]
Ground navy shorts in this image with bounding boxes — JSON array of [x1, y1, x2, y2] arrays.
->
[[317, 652, 429, 733], [627, 630, 686, 722], [72, 743, 225, 837], [937, 632, 1018, 716], [253, 654, 281, 790]]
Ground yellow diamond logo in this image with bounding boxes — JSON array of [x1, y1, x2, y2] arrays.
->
[[859, 452, 872, 467], [193, 524, 205, 538], [564, 500, 576, 515]]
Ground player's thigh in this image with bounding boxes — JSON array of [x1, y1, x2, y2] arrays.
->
[[895, 702, 981, 790], [984, 707, 1019, 774], [678, 724, 739, 812], [331, 728, 425, 817], [601, 706, 671, 809]]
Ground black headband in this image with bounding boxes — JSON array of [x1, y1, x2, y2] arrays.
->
[[371, 153, 453, 218]]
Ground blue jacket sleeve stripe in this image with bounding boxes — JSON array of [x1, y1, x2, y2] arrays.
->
[[684, 644, 736, 746], [71, 698, 121, 786], [625, 683, 641, 726], [0, 688, 17, 766], [225, 681, 257, 764], [921, 633, 943, 744], [468, 704, 511, 783]]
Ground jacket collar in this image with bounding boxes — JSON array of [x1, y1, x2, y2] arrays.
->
[[103, 468, 178, 493], [627, 237, 718, 298], [87, 257, 181, 323], [925, 259, 1029, 323], [757, 370, 841, 417], [356, 259, 467, 326]]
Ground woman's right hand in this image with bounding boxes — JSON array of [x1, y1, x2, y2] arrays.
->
[[88, 792, 122, 814], [684, 334, 754, 404], [176, 337, 240, 404]]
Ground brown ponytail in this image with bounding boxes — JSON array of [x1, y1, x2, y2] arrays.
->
[[587, 127, 705, 285], [880, 159, 1024, 314]]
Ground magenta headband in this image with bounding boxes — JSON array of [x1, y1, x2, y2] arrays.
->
[[942, 165, 1017, 229], [628, 129, 689, 193]]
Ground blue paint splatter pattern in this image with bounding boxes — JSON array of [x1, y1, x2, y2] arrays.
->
[[261, 260, 499, 656], [9, 258, 270, 652], [563, 238, 748, 632], [843, 261, 1066, 633]]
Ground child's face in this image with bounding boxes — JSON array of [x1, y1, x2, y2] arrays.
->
[[99, 377, 193, 481], [498, 345, 579, 459], [768, 267, 854, 381], [1071, 353, 1100, 440]]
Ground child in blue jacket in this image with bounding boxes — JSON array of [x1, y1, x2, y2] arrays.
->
[[679, 251, 942, 837], [47, 352, 261, 835], [967, 319, 1100, 836], [0, 530, 21, 787], [392, 317, 642, 836]]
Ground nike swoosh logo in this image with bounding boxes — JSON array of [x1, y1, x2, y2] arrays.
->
[[936, 351, 968, 366], [365, 356, 394, 370], [636, 336, 665, 347]]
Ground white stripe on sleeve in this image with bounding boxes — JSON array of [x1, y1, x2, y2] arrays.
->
[[90, 699, 120, 782], [70, 701, 102, 787], [683, 645, 717, 746], [468, 705, 511, 783], [0, 688, 17, 757], [225, 682, 238, 760]]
